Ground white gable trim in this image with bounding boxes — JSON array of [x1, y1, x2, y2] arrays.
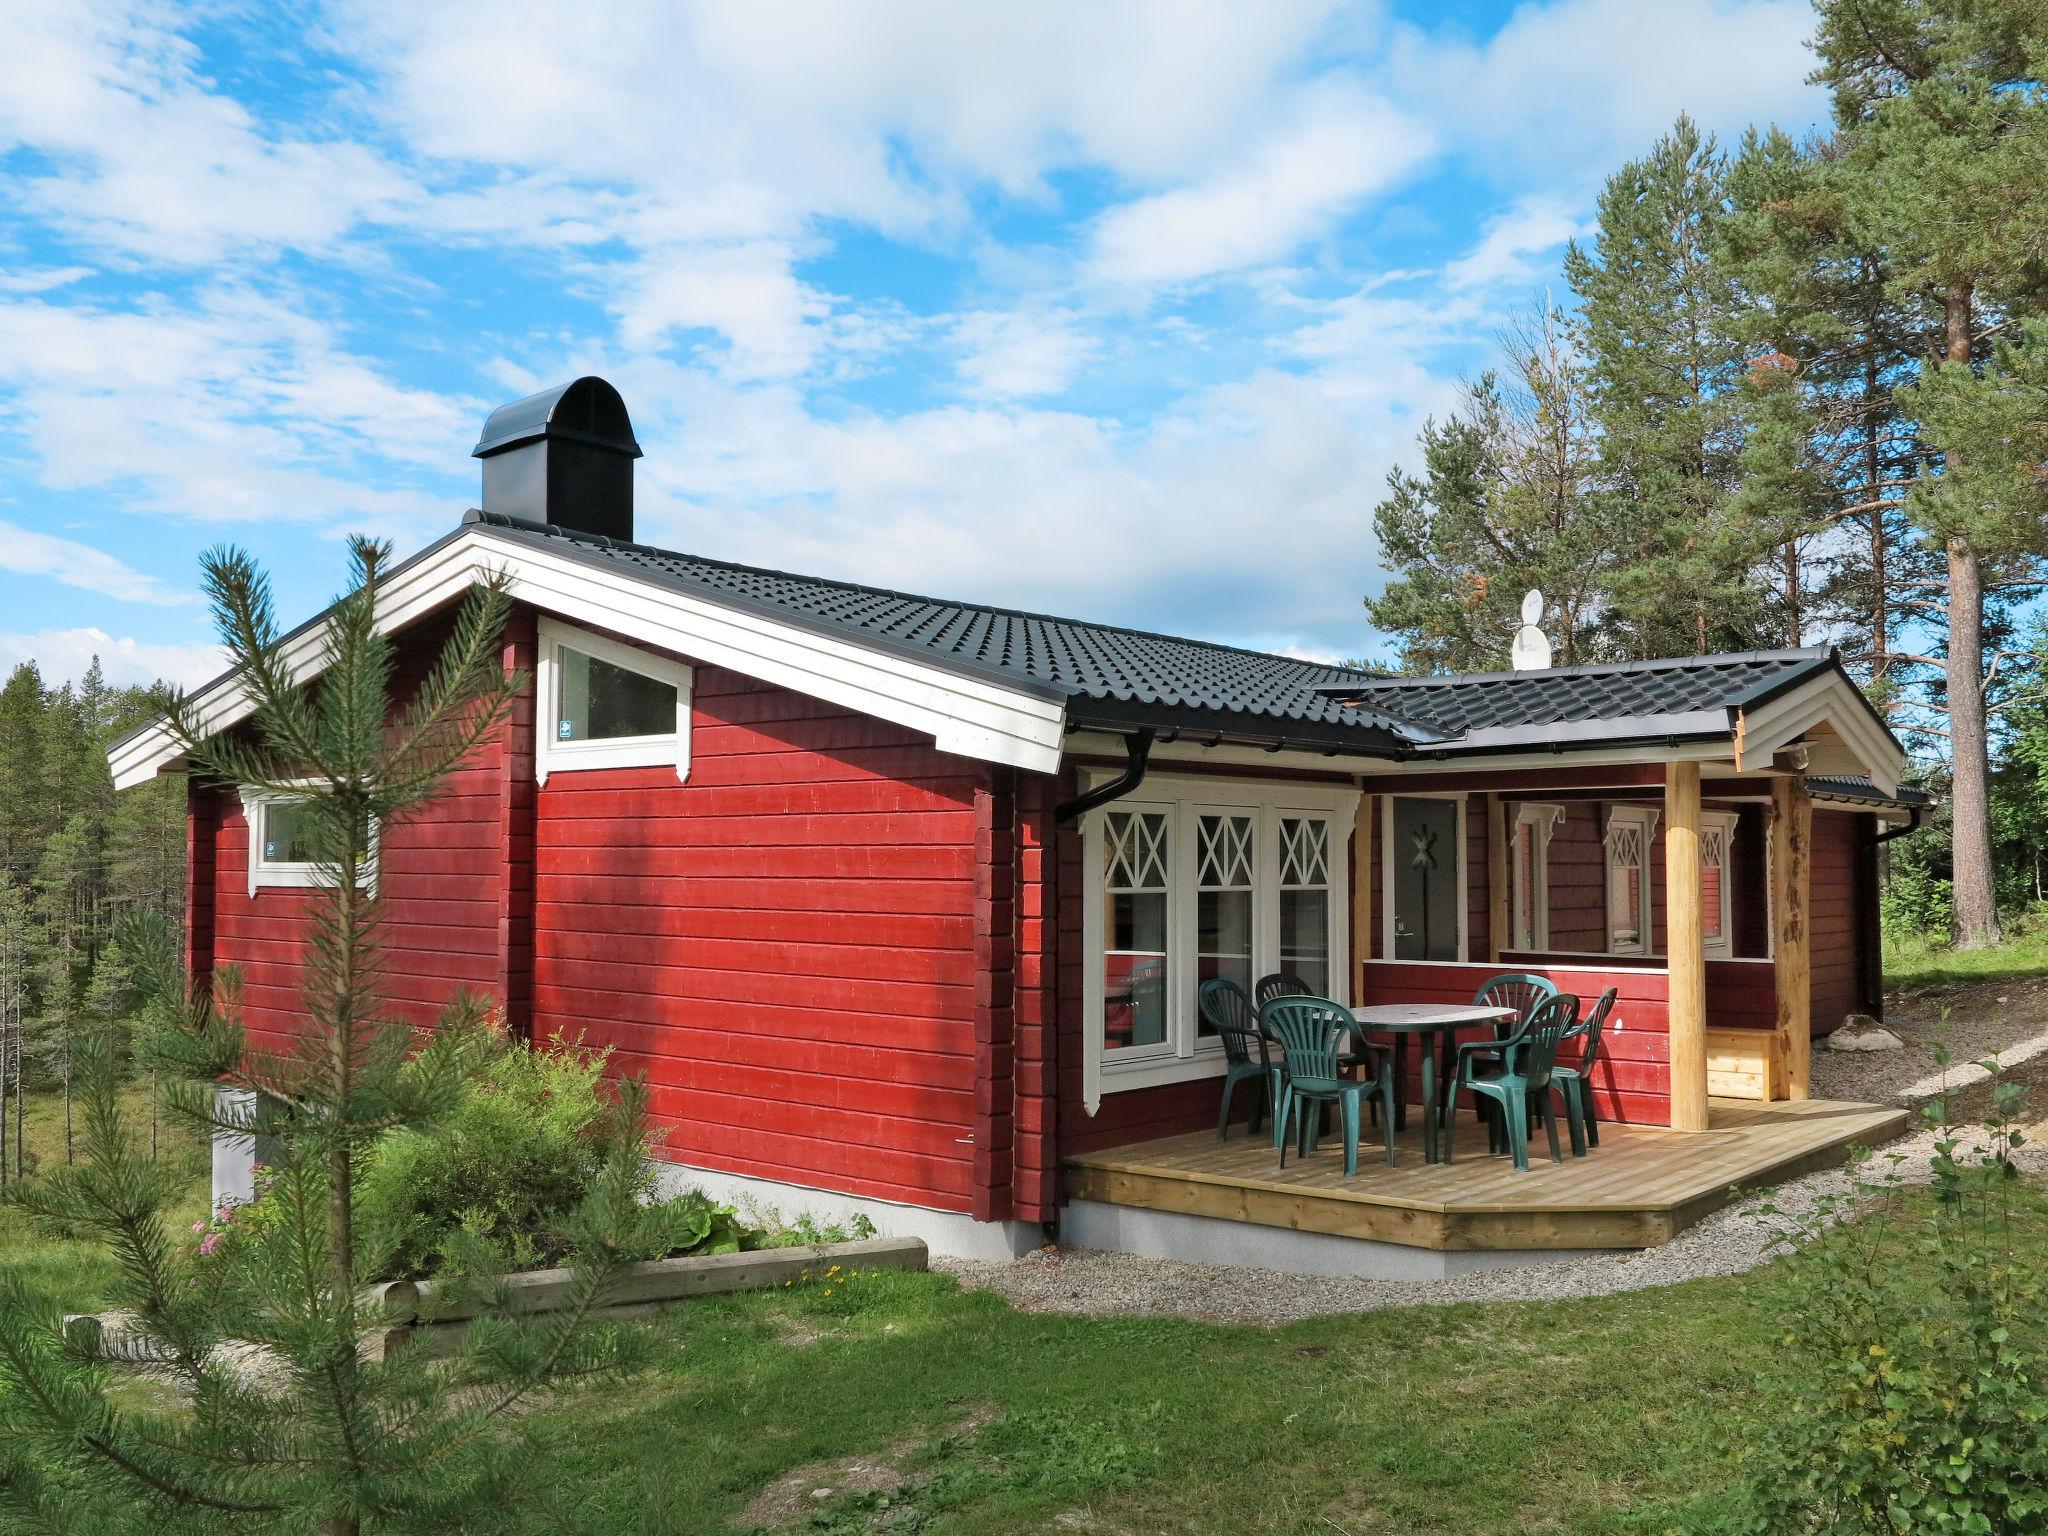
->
[[108, 528, 1069, 790], [1737, 671, 1903, 796]]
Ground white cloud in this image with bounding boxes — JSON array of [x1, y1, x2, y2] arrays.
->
[[0, 1, 415, 263], [0, 518, 186, 605], [621, 365, 1395, 653], [0, 290, 473, 536], [0, 626, 222, 689], [612, 242, 827, 381], [951, 309, 1098, 399], [1389, 0, 1824, 179], [1088, 82, 1433, 287], [1443, 194, 1589, 292]]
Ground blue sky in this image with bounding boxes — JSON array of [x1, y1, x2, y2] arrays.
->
[[0, 0, 1832, 689]]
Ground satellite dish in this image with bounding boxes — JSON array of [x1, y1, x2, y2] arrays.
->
[[1511, 626, 1553, 671], [1510, 590, 1551, 670]]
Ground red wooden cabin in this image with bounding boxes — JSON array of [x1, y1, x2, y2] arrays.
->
[[115, 379, 1924, 1269]]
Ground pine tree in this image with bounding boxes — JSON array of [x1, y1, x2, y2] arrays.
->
[[1367, 308, 1611, 671], [0, 873, 27, 1185], [1810, 0, 2048, 947], [0, 663, 46, 886], [0, 539, 678, 1534], [32, 815, 91, 1165], [1566, 115, 1783, 656]]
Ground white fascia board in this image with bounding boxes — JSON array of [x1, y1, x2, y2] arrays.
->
[[108, 528, 1070, 789], [1739, 673, 1904, 796]]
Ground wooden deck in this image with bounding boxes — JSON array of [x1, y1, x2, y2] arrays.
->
[[1065, 1097, 1911, 1252]]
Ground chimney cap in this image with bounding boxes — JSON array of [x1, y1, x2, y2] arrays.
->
[[472, 375, 643, 460]]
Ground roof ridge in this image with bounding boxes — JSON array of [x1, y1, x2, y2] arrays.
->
[[1325, 647, 1835, 692], [465, 509, 1388, 684]]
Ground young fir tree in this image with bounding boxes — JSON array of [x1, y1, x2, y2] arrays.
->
[[1809, 0, 2048, 947], [1367, 308, 1610, 671], [1565, 115, 1781, 656], [0, 539, 678, 1534]]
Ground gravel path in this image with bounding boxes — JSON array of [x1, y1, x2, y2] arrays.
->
[[937, 984, 2048, 1326]]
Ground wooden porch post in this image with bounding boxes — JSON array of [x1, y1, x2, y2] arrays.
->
[[1771, 776, 1813, 1101], [1352, 793, 1374, 997], [1664, 762, 1709, 1132], [1486, 791, 1509, 963]]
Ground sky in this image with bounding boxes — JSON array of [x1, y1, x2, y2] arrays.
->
[[0, 0, 1835, 691]]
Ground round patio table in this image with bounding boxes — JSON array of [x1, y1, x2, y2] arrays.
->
[[1347, 1002, 1516, 1164]]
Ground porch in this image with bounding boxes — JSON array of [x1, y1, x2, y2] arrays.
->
[[1065, 1096, 1909, 1255]]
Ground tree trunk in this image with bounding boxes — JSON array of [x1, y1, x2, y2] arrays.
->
[[1941, 279, 2000, 949], [1947, 535, 2001, 946]]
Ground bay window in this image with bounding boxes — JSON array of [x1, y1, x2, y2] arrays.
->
[[1082, 778, 1357, 1110]]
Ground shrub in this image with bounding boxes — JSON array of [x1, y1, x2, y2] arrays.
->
[[354, 1033, 745, 1279], [1739, 1059, 2048, 1534]]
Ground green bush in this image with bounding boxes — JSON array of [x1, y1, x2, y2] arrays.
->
[[354, 1034, 746, 1279], [1739, 1060, 2048, 1534]]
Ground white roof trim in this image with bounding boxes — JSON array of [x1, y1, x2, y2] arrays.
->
[[108, 527, 1070, 790], [1738, 670, 1903, 796]]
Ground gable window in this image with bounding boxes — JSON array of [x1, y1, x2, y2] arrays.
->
[[1082, 779, 1357, 1109], [1511, 803, 1564, 952], [536, 617, 692, 783], [1699, 810, 1737, 959], [1604, 805, 1658, 955], [241, 787, 378, 897]]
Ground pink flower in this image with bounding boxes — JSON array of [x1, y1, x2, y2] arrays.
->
[[192, 1221, 205, 1233], [198, 1232, 222, 1256]]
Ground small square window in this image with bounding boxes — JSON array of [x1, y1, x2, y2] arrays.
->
[[536, 618, 693, 783], [241, 789, 378, 897]]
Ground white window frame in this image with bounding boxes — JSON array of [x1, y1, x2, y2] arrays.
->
[[1699, 808, 1738, 960], [1510, 802, 1565, 952], [1381, 792, 1469, 964], [1081, 775, 1359, 1114], [1603, 804, 1660, 956], [535, 615, 693, 784], [240, 784, 379, 897]]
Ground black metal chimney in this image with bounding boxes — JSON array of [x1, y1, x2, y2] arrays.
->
[[472, 376, 642, 542]]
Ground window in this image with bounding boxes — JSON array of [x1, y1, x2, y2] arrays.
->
[[1699, 810, 1737, 959], [1082, 779, 1357, 1110], [1277, 816, 1332, 994], [1194, 811, 1255, 1028], [535, 617, 693, 783], [1604, 805, 1658, 955], [1510, 803, 1564, 952], [1102, 807, 1172, 1052], [241, 787, 378, 896]]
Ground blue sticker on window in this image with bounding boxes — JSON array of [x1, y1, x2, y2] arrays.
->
[[264, 842, 277, 859], [558, 719, 573, 739]]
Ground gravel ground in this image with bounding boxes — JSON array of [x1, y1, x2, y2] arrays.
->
[[936, 983, 2048, 1327]]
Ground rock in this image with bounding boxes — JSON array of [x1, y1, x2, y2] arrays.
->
[[1828, 1015, 1904, 1052]]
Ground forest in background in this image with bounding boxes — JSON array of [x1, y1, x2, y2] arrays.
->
[[0, 659, 185, 1177], [1366, 0, 2048, 949]]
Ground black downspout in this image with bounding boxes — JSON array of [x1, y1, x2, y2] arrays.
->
[[1873, 805, 1925, 845], [1054, 728, 1154, 823]]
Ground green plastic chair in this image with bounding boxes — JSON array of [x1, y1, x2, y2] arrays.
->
[[1443, 992, 1578, 1171], [1254, 972, 1312, 1009], [1434, 973, 1559, 1123], [1551, 987, 1617, 1154], [1264, 997, 1396, 1177], [1198, 979, 1280, 1141]]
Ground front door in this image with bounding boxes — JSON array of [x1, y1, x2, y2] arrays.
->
[[1390, 796, 1461, 961]]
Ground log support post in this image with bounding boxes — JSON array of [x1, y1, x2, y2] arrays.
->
[[1352, 792, 1374, 998], [1771, 775, 1813, 1101], [1486, 791, 1509, 963], [1664, 762, 1709, 1132]]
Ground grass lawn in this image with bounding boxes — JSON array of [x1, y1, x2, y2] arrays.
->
[[1885, 925, 2048, 992], [3, 1085, 2039, 1536]]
